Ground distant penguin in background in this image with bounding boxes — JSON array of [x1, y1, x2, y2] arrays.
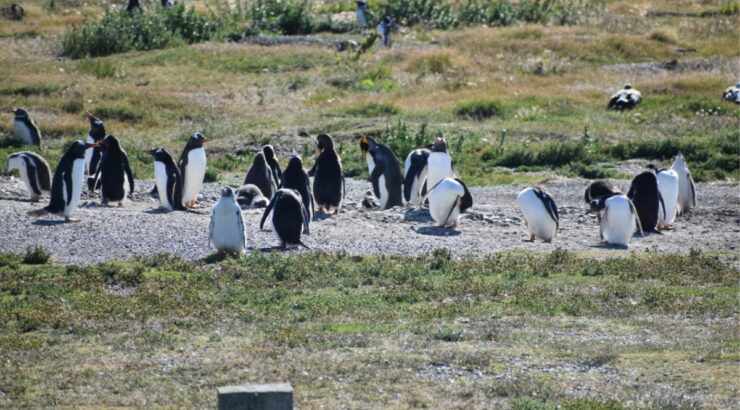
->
[[426, 138, 454, 194], [161, 0, 175, 7], [262, 144, 282, 187], [148, 147, 184, 211], [126, 0, 141, 13], [6, 151, 51, 202], [179, 132, 208, 208], [29, 141, 96, 222], [244, 152, 277, 200], [404, 147, 430, 206], [84, 111, 106, 191], [360, 136, 403, 210], [281, 153, 314, 221], [209, 186, 247, 256], [355, 1, 368, 29], [94, 135, 134, 206], [590, 194, 643, 248], [723, 82, 740, 104], [236, 184, 268, 209], [425, 177, 473, 228], [607, 84, 642, 110], [309, 134, 344, 214], [584, 180, 621, 204], [670, 152, 696, 215], [516, 186, 559, 243], [377, 16, 392, 47], [260, 189, 310, 249], [627, 169, 664, 234], [11, 108, 42, 148], [648, 164, 679, 230]]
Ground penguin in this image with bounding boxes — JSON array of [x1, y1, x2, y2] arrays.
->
[[83, 111, 106, 192], [179, 132, 208, 208], [647, 164, 679, 230], [280, 153, 314, 221], [670, 152, 696, 215], [161, 0, 175, 7], [589, 194, 643, 248], [148, 147, 184, 211], [244, 152, 277, 200], [11, 108, 42, 148], [516, 186, 559, 243], [403, 147, 430, 206], [262, 144, 282, 188], [126, 0, 141, 13], [607, 84, 642, 110], [584, 180, 621, 204], [424, 177, 473, 228], [95, 135, 134, 206], [308, 134, 344, 214], [29, 140, 96, 222], [360, 136, 403, 210], [425, 138, 454, 195], [6, 151, 51, 202], [235, 184, 269, 209], [723, 82, 740, 104], [260, 188, 310, 249], [376, 16, 392, 47], [356, 1, 368, 29], [627, 169, 665, 234], [208, 186, 247, 256]]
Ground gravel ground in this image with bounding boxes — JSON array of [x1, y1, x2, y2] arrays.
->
[[0, 176, 737, 264]]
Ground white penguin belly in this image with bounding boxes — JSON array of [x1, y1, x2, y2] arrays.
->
[[427, 153, 453, 192], [84, 135, 94, 172], [366, 155, 375, 175], [657, 170, 679, 225], [13, 120, 33, 145], [16, 161, 34, 196], [211, 203, 245, 253], [428, 178, 463, 227], [182, 148, 206, 205], [154, 162, 172, 210], [516, 188, 557, 241], [378, 175, 388, 209], [673, 170, 694, 214], [601, 196, 636, 247], [64, 159, 85, 216], [409, 176, 422, 206]]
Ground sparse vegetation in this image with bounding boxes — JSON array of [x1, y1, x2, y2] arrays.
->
[[454, 99, 503, 120], [21, 246, 50, 265]]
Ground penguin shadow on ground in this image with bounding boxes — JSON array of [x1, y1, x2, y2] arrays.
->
[[313, 212, 335, 222], [589, 242, 629, 250], [404, 207, 434, 223], [143, 207, 173, 215], [32, 219, 69, 226], [414, 226, 462, 237]]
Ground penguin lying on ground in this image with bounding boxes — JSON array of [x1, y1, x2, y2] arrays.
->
[[280, 153, 314, 221], [360, 136, 403, 210], [589, 194, 643, 248], [148, 148, 185, 211], [179, 132, 208, 208], [627, 168, 665, 234], [235, 184, 269, 209], [647, 164, 679, 230], [723, 82, 740, 104], [244, 152, 277, 200], [260, 189, 311, 249], [84, 112, 106, 192], [670, 152, 696, 215], [607, 84, 642, 110], [309, 134, 344, 214], [95, 135, 134, 206], [404, 147, 430, 206], [11, 108, 42, 148], [262, 145, 282, 187], [516, 186, 559, 243], [424, 177, 473, 228], [209, 186, 247, 256], [6, 151, 51, 202]]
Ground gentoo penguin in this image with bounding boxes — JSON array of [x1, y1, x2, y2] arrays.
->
[[376, 16, 392, 47], [627, 169, 664, 234], [425, 177, 473, 228], [148, 148, 184, 211], [426, 138, 454, 194], [607, 84, 642, 110], [590, 194, 643, 248], [647, 164, 679, 230], [244, 152, 277, 200], [83, 111, 106, 191], [260, 189, 310, 249], [360, 136, 403, 210], [584, 180, 621, 204], [309, 134, 344, 214], [179, 132, 208, 208], [11, 108, 42, 148], [280, 153, 314, 221], [6, 151, 51, 202], [235, 184, 268, 209], [161, 0, 175, 7], [126, 0, 141, 13], [262, 144, 282, 187], [356, 1, 368, 29], [516, 186, 559, 243], [95, 135, 134, 206], [670, 152, 696, 215], [209, 186, 247, 256], [403, 147, 430, 206], [723, 82, 740, 104], [29, 141, 96, 222]]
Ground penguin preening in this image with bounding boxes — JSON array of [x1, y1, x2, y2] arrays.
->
[[404, 147, 430, 206], [425, 138, 454, 195], [723, 82, 740, 104], [6, 151, 51, 202], [148, 148, 184, 211], [607, 84, 642, 110], [95, 135, 134, 206], [280, 153, 314, 221], [179, 132, 208, 208], [84, 111, 106, 192], [262, 145, 282, 188], [309, 134, 344, 214], [236, 184, 269, 209], [425, 177, 473, 228], [360, 136, 403, 210], [244, 152, 277, 200], [584, 180, 621, 204], [260, 188, 310, 249], [209, 186, 247, 256], [11, 108, 42, 148], [590, 194, 643, 248], [648, 164, 679, 230], [29, 140, 96, 222], [516, 186, 559, 243], [670, 152, 696, 215], [627, 169, 665, 234]]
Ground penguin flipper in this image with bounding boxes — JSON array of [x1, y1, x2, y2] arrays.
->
[[123, 154, 135, 194], [237, 209, 247, 250], [370, 164, 384, 200], [64, 169, 73, 206], [444, 196, 460, 227], [628, 198, 644, 238], [301, 202, 310, 235], [688, 172, 696, 208], [260, 197, 277, 230], [22, 156, 41, 195]]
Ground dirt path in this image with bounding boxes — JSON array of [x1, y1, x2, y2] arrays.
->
[[0, 176, 737, 264]]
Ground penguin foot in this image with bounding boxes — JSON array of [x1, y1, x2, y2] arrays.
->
[[659, 224, 674, 231], [544, 239, 552, 244], [525, 234, 536, 242], [118, 202, 124, 208], [65, 216, 80, 223], [29, 196, 41, 203]]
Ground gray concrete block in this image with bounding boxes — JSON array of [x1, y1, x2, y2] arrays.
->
[[217, 383, 293, 410]]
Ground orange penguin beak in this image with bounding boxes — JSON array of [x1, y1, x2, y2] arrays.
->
[[85, 143, 100, 148]]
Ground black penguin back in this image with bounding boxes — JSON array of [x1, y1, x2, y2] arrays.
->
[[99, 136, 134, 202], [244, 152, 276, 199], [404, 148, 430, 202], [46, 141, 86, 214], [368, 140, 403, 209], [261, 189, 309, 247], [281, 156, 313, 219], [312, 135, 343, 209], [584, 180, 621, 204], [628, 171, 662, 232]]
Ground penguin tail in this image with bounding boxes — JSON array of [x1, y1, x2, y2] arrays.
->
[[28, 207, 48, 217], [298, 240, 311, 250]]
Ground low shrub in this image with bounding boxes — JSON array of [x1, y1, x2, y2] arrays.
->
[[454, 100, 502, 120], [22, 246, 51, 265]]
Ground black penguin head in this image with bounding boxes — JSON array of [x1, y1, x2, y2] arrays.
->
[[253, 152, 267, 167], [262, 145, 276, 161], [432, 138, 447, 152], [356, 1, 366, 8], [100, 135, 121, 151], [148, 147, 170, 162], [624, 84, 632, 90], [187, 132, 208, 149], [11, 108, 29, 118], [588, 199, 606, 213], [287, 154, 304, 170], [360, 136, 375, 159], [84, 111, 106, 141], [68, 140, 95, 158], [221, 186, 235, 198], [315, 134, 334, 155], [645, 164, 658, 172], [383, 16, 392, 26]]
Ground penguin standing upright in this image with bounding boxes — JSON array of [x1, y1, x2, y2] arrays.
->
[[404, 147, 430, 206], [670, 152, 696, 215], [179, 132, 208, 208], [260, 189, 310, 249], [376, 16, 392, 47], [29, 141, 96, 222], [262, 145, 282, 187], [148, 148, 184, 211], [95, 135, 134, 206], [360, 136, 403, 210], [244, 152, 277, 200], [648, 164, 679, 230], [426, 138, 454, 193], [355, 1, 368, 29], [11, 108, 42, 148], [209, 186, 247, 255], [590, 194, 643, 248], [627, 169, 664, 233], [309, 134, 344, 214], [425, 177, 473, 228], [6, 151, 51, 202], [84, 111, 106, 191], [516, 186, 559, 243], [281, 153, 314, 221]]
